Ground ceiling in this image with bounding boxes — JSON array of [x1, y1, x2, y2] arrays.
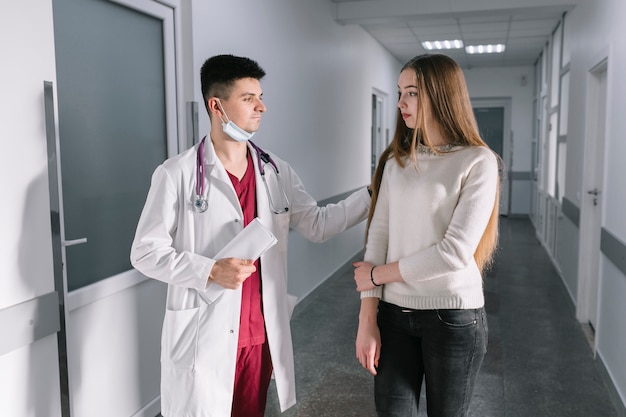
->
[[330, 0, 578, 68]]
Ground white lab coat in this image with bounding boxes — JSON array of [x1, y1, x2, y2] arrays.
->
[[130, 138, 369, 417]]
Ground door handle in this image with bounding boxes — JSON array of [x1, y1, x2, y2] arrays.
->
[[62, 237, 88, 247], [587, 188, 601, 206]]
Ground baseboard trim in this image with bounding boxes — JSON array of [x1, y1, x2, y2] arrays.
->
[[131, 395, 160, 417], [595, 352, 626, 417]]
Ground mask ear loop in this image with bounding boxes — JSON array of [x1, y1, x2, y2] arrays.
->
[[215, 98, 230, 125]]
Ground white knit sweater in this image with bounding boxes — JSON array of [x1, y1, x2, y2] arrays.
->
[[361, 145, 499, 310]]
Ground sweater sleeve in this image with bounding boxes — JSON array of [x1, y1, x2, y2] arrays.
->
[[398, 151, 498, 283]]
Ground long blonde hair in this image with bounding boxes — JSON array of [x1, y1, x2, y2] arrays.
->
[[367, 54, 500, 272]]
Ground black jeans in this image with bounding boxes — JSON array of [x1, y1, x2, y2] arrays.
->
[[375, 301, 488, 417]]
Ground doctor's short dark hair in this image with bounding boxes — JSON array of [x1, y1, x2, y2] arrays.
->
[[200, 54, 266, 104]]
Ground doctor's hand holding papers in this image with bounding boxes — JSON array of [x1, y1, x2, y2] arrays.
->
[[130, 54, 370, 417], [202, 218, 277, 299]]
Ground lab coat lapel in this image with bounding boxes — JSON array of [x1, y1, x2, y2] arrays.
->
[[248, 142, 273, 221], [203, 138, 242, 213], [204, 139, 231, 184]]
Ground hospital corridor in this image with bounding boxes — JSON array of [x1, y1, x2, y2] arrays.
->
[[3, 0, 626, 416]]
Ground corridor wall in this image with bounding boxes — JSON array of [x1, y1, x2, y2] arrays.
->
[[540, 0, 626, 411], [0, 1, 62, 416]]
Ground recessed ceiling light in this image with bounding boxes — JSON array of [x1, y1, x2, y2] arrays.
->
[[465, 44, 506, 54], [421, 40, 464, 50]]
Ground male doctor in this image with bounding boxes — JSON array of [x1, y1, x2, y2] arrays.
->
[[130, 54, 370, 417]]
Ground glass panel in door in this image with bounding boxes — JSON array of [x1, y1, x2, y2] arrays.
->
[[53, 0, 168, 291]]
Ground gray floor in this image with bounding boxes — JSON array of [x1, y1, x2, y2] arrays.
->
[[265, 217, 624, 417]]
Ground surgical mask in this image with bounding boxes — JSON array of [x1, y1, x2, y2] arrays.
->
[[216, 99, 255, 142], [222, 120, 255, 142]]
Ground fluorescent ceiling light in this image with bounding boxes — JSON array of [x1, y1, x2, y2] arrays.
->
[[465, 44, 506, 54], [421, 40, 464, 50]]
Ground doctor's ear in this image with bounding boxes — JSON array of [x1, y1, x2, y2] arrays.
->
[[207, 97, 223, 117]]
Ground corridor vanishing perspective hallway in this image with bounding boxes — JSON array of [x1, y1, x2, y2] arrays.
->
[[265, 218, 622, 417]]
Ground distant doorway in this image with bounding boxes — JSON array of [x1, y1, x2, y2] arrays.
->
[[474, 107, 504, 156], [473, 99, 511, 216]]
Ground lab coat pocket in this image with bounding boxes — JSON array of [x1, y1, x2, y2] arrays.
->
[[166, 286, 201, 310], [162, 307, 200, 370]]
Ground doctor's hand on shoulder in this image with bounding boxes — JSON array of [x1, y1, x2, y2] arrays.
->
[[208, 258, 256, 290]]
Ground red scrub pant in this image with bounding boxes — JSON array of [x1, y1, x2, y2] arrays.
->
[[231, 341, 273, 417]]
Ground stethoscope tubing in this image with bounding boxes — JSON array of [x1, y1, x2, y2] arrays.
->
[[196, 138, 205, 196], [194, 137, 288, 213], [194, 138, 208, 212]]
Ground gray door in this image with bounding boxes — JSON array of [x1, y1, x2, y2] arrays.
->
[[473, 106, 509, 215], [474, 107, 504, 157], [51, 0, 178, 414]]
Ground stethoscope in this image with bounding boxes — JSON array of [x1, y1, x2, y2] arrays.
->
[[194, 137, 290, 214]]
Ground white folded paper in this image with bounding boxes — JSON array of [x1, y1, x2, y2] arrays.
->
[[214, 217, 277, 261], [199, 218, 277, 304]]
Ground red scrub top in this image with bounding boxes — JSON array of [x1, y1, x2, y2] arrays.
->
[[227, 150, 265, 348]]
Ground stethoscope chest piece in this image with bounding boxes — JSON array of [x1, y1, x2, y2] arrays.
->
[[194, 196, 208, 213]]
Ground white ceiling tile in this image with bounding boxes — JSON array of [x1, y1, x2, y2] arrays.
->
[[406, 17, 458, 27], [410, 27, 462, 38], [510, 19, 559, 35], [461, 22, 510, 34], [458, 14, 512, 24], [364, 26, 413, 37], [376, 34, 419, 43], [463, 33, 509, 43]]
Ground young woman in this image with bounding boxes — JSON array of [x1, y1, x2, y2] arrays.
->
[[353, 54, 501, 417]]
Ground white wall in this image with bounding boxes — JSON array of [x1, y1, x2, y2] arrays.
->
[[190, 0, 400, 300], [559, 0, 626, 407], [67, 279, 164, 416], [464, 66, 535, 215], [0, 0, 62, 416]]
